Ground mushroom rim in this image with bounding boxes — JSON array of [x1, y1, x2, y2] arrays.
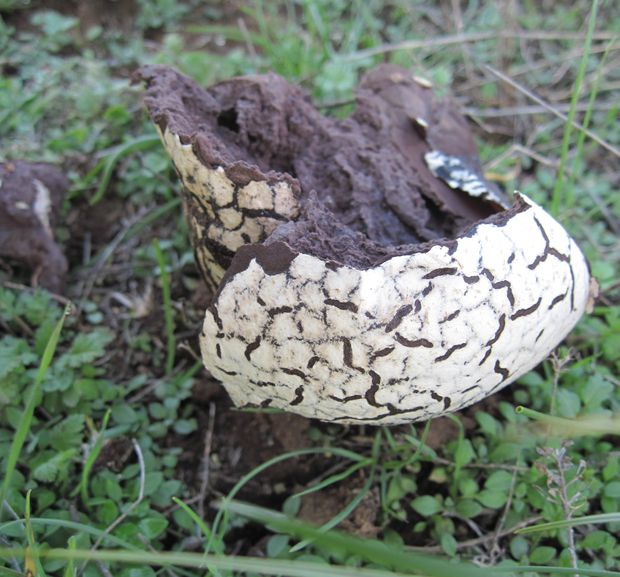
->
[[199, 192, 591, 425], [209, 192, 533, 302]]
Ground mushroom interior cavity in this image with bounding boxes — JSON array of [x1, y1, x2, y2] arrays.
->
[[139, 64, 508, 270]]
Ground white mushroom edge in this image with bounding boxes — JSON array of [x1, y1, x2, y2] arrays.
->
[[156, 127, 300, 290], [200, 194, 591, 425]]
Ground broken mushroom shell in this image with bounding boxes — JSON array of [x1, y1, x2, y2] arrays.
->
[[137, 64, 592, 425]]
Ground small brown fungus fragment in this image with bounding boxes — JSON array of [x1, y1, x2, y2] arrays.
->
[[0, 161, 69, 292]]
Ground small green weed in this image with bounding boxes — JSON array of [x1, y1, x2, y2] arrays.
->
[[0, 287, 197, 575]]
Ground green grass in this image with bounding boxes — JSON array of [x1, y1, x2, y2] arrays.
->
[[0, 303, 70, 518], [81, 134, 162, 206], [550, 0, 600, 217], [0, 0, 619, 576], [152, 239, 176, 376]]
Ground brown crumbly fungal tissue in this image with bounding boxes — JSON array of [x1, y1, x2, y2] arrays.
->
[[0, 161, 69, 292], [137, 64, 593, 425]]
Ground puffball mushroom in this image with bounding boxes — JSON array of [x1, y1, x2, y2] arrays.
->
[[137, 64, 593, 425]]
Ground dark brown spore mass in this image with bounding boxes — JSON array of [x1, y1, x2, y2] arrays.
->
[[0, 161, 69, 291], [137, 64, 508, 269]]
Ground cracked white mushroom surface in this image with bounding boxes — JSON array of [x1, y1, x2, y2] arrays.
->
[[157, 127, 300, 291], [138, 63, 593, 425], [201, 194, 590, 424]]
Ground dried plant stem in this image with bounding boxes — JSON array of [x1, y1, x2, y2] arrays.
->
[[407, 515, 543, 554], [464, 101, 617, 119], [347, 30, 617, 61], [483, 65, 620, 159], [1, 280, 72, 306], [551, 450, 580, 575], [490, 467, 519, 560], [197, 402, 217, 525], [95, 560, 114, 577], [549, 351, 573, 417]]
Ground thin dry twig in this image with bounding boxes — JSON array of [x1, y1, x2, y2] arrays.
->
[[1, 280, 72, 307], [489, 466, 519, 563], [197, 402, 217, 527], [555, 456, 580, 576], [177, 341, 203, 363], [126, 373, 173, 403], [553, 74, 620, 101], [95, 560, 114, 577], [407, 515, 544, 554], [501, 42, 619, 80], [537, 445, 587, 577], [77, 205, 153, 309], [549, 350, 574, 417], [346, 30, 618, 61], [237, 16, 258, 61], [484, 143, 559, 173], [464, 100, 617, 118], [0, 502, 23, 573], [450, 0, 475, 81], [484, 65, 620, 158], [0, 306, 33, 337]]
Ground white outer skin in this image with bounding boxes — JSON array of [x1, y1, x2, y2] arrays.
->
[[157, 127, 299, 290], [200, 195, 591, 425]]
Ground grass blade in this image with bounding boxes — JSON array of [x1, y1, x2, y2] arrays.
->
[[498, 567, 620, 577], [290, 432, 381, 553], [550, 0, 600, 216], [0, 518, 137, 550], [152, 239, 176, 375], [63, 536, 77, 577], [88, 134, 161, 205], [292, 460, 371, 499], [516, 512, 620, 534], [224, 501, 620, 577], [223, 500, 501, 577], [77, 409, 112, 505], [289, 464, 375, 553], [207, 446, 367, 554], [24, 491, 46, 577], [171, 497, 224, 555], [0, 547, 468, 577], [565, 37, 615, 208], [515, 406, 620, 436], [0, 303, 72, 520]]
